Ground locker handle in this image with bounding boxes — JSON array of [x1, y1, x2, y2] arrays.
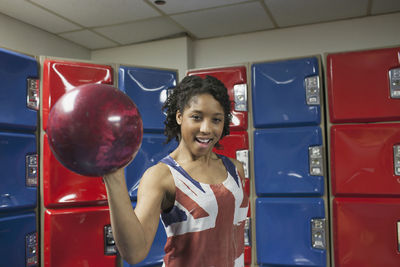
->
[[398, 221, 400, 252], [389, 68, 400, 98], [244, 217, 251, 246], [26, 232, 38, 266], [26, 154, 38, 187], [233, 84, 247, 111], [309, 146, 323, 176], [311, 218, 326, 249], [394, 145, 400, 176], [305, 76, 320, 105], [236, 149, 249, 178], [104, 225, 117, 255], [27, 78, 39, 110]]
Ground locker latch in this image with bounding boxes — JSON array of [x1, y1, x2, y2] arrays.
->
[[26, 154, 38, 187], [27, 78, 39, 110], [236, 149, 249, 179], [389, 68, 400, 98], [26, 232, 38, 267], [394, 145, 400, 176], [305, 76, 320, 105], [234, 84, 247, 111], [104, 225, 117, 255], [244, 217, 251, 246], [311, 218, 326, 249], [309, 146, 323, 176]]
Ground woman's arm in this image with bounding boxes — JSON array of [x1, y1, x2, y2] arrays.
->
[[103, 163, 172, 264]]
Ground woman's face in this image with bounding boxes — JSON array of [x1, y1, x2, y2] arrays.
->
[[176, 93, 225, 157]]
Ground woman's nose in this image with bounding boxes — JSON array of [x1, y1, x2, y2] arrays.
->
[[200, 120, 211, 133]]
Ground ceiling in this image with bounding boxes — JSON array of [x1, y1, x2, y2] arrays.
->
[[0, 0, 399, 50]]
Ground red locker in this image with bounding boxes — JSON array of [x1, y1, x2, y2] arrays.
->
[[331, 123, 400, 197], [333, 198, 400, 267], [41, 59, 113, 207], [44, 206, 116, 267], [187, 66, 248, 131], [327, 47, 400, 123]]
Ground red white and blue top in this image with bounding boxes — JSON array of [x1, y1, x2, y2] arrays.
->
[[160, 155, 249, 267]]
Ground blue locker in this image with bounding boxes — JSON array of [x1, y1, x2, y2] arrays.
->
[[0, 211, 37, 266], [0, 131, 37, 212], [124, 202, 167, 267], [126, 133, 177, 200], [254, 126, 324, 196], [256, 197, 326, 267], [118, 66, 177, 132], [0, 48, 38, 132], [252, 57, 321, 128]]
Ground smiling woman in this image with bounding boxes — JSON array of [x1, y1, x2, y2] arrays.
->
[[103, 75, 249, 266]]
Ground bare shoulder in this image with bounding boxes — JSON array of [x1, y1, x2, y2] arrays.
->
[[140, 162, 173, 190]]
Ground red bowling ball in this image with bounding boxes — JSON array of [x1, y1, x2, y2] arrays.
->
[[46, 83, 143, 177]]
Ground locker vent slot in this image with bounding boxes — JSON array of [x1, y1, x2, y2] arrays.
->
[[26, 232, 38, 266], [309, 146, 323, 176], [236, 149, 249, 178]]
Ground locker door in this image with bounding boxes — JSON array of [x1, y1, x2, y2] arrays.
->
[[256, 197, 326, 266], [0, 48, 38, 132], [41, 59, 113, 207], [333, 198, 400, 267], [123, 202, 167, 267], [187, 66, 248, 131], [0, 211, 37, 267], [0, 131, 37, 212], [327, 47, 400, 123], [42, 134, 108, 208], [254, 126, 324, 196], [125, 133, 178, 200], [331, 123, 400, 196], [118, 66, 177, 132], [252, 57, 321, 128], [44, 206, 116, 267]]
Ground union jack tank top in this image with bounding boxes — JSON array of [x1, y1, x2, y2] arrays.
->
[[160, 154, 249, 267]]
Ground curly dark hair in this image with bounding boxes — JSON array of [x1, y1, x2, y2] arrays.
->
[[162, 75, 232, 144]]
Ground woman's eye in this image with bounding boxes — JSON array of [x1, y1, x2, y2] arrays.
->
[[191, 115, 201, 120], [213, 118, 222, 123]]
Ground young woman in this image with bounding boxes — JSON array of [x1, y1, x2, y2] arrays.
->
[[103, 75, 249, 267]]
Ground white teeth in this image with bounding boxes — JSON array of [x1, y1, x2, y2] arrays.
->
[[196, 138, 210, 143]]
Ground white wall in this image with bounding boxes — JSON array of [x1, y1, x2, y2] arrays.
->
[[193, 12, 400, 68], [91, 36, 192, 80], [0, 13, 90, 59]]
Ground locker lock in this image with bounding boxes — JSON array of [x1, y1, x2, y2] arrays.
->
[[104, 225, 117, 255], [397, 221, 400, 252], [389, 68, 400, 98], [394, 145, 400, 176], [27, 78, 39, 110], [236, 149, 249, 179], [305, 76, 320, 105], [311, 218, 326, 249], [233, 84, 247, 111], [26, 232, 38, 267], [244, 217, 251, 246], [309, 146, 323, 176], [26, 154, 38, 187]]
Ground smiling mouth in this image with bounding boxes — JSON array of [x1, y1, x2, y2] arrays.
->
[[195, 137, 212, 144]]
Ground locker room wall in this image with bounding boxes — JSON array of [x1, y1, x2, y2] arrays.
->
[[0, 13, 90, 60], [91, 12, 400, 78]]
